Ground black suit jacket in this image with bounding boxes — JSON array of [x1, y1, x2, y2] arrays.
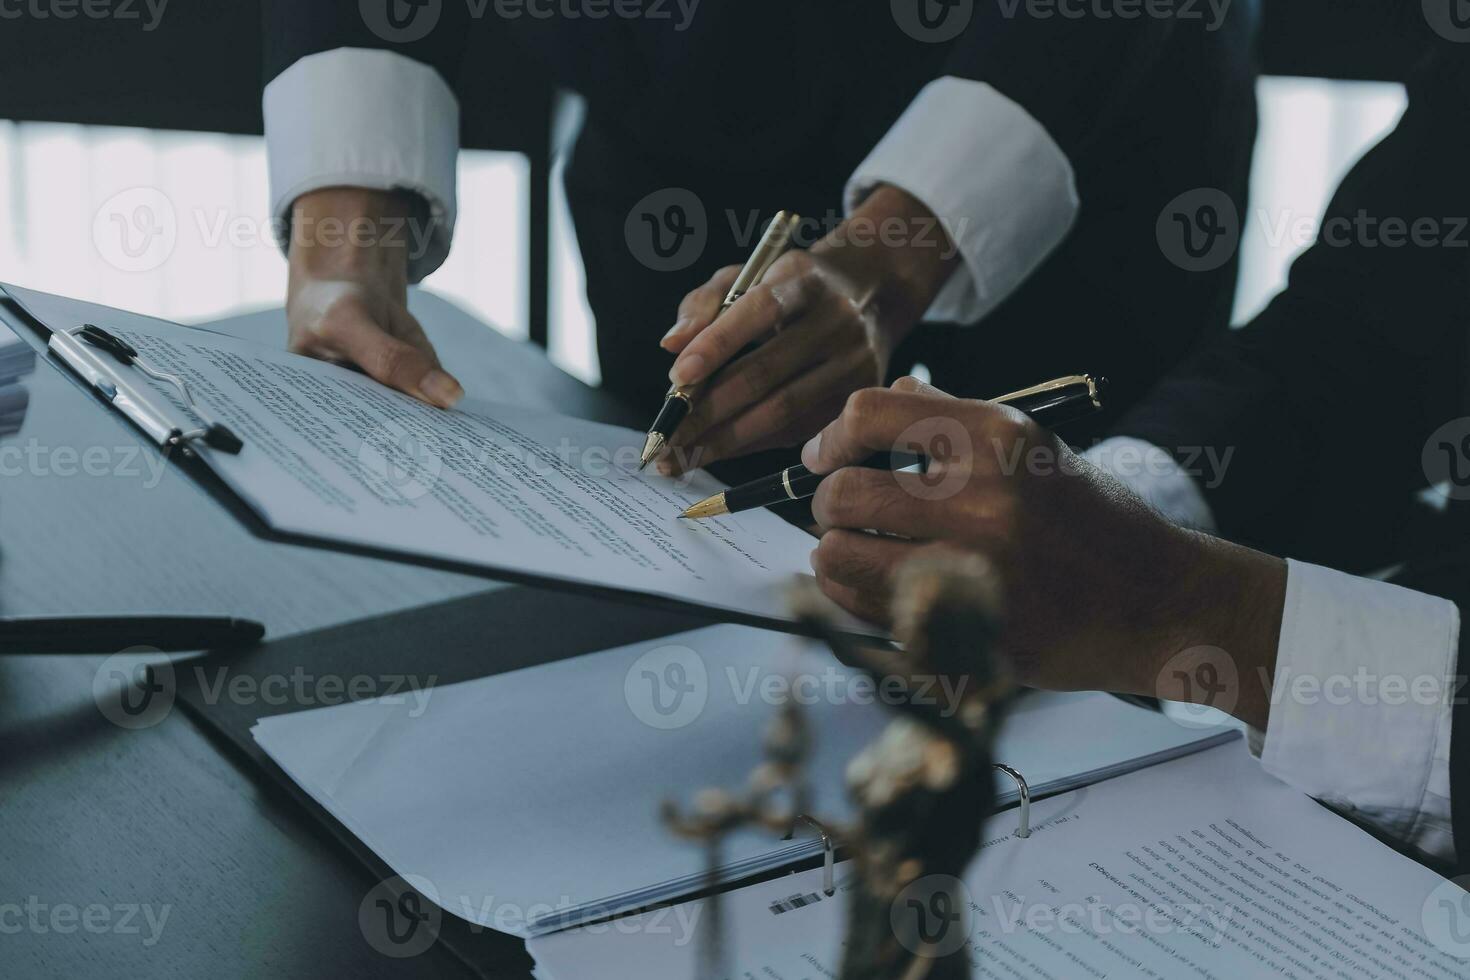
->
[[265, 1, 1260, 418], [1113, 46, 1470, 873], [1116, 47, 1470, 570]]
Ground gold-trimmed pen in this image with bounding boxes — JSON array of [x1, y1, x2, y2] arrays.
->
[[678, 375, 1107, 519], [638, 211, 802, 470]]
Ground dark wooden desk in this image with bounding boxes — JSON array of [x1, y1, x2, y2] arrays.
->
[[0, 292, 656, 978], [1, 648, 484, 978]]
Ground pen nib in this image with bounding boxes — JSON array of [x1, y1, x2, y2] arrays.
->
[[680, 493, 729, 520], [638, 432, 666, 472]]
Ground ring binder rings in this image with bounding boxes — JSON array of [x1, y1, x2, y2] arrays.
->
[[992, 764, 1032, 839], [788, 815, 836, 897], [48, 323, 243, 455], [782, 767, 1031, 900]]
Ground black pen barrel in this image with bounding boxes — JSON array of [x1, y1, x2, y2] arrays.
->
[[1001, 389, 1102, 429], [724, 467, 814, 512], [723, 456, 901, 514], [647, 394, 692, 439]]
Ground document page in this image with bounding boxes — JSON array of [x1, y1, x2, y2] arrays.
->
[[252, 624, 1232, 937], [529, 745, 1470, 980], [6, 285, 821, 627]]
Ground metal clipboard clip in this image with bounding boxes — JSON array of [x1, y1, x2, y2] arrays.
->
[[48, 324, 243, 455]]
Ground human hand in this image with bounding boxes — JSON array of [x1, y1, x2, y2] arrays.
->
[[285, 188, 463, 409], [803, 378, 1287, 727], [656, 186, 960, 475]]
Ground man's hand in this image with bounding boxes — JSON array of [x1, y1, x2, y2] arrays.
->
[[655, 186, 961, 475], [803, 378, 1288, 730], [285, 188, 463, 409]]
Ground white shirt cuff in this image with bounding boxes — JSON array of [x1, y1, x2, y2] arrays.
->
[[1082, 437, 1217, 532], [846, 77, 1078, 326], [263, 48, 460, 283], [1259, 559, 1461, 864]]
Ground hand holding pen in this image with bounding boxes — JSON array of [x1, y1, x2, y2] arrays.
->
[[639, 211, 802, 469], [646, 187, 963, 475], [750, 375, 1122, 629]]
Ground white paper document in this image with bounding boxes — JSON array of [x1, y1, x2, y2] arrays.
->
[[2, 284, 822, 627], [251, 624, 1234, 938], [529, 745, 1470, 980]]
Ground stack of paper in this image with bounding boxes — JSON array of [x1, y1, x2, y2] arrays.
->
[[0, 314, 34, 436], [252, 624, 1235, 937], [528, 745, 1470, 980]]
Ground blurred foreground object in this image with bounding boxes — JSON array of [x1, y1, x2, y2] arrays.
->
[[665, 552, 1010, 979]]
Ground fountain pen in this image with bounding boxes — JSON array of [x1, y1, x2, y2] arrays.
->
[[638, 210, 802, 470], [679, 374, 1107, 519]]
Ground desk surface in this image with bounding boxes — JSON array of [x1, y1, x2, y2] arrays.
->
[[0, 292, 649, 978]]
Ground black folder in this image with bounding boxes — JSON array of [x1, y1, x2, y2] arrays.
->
[[173, 587, 715, 978]]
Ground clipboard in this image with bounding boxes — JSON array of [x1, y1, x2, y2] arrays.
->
[[0, 285, 848, 640]]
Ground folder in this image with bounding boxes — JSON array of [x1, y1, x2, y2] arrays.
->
[[248, 624, 1237, 938]]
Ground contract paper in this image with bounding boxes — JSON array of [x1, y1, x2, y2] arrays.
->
[[251, 624, 1235, 937], [529, 744, 1470, 980], [3, 284, 822, 628]]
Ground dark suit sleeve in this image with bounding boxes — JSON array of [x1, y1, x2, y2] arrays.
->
[[261, 0, 476, 92], [1112, 51, 1470, 563], [932, 1, 1258, 160]]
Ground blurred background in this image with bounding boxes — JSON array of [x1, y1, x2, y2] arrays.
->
[[0, 78, 1408, 387], [0, 4, 1423, 387]]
